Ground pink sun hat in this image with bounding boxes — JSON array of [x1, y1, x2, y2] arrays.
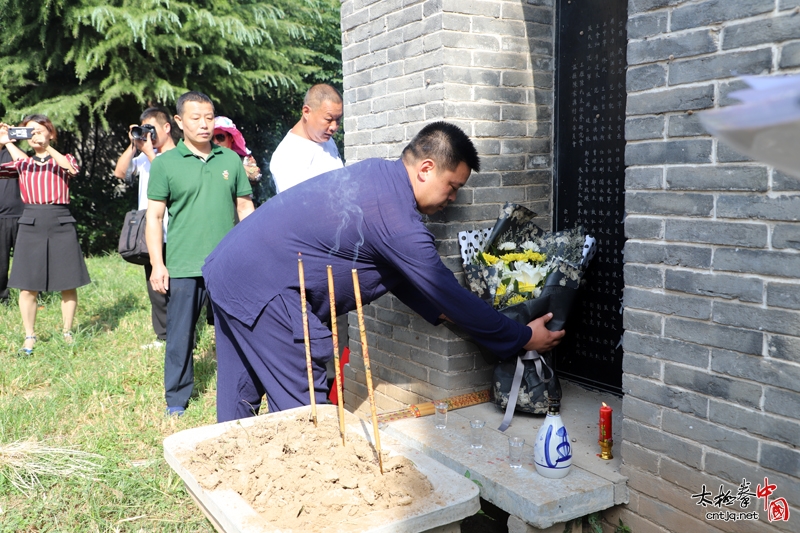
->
[[213, 116, 251, 157]]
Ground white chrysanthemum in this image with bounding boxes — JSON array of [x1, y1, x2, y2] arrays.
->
[[520, 241, 540, 252], [498, 242, 516, 251]]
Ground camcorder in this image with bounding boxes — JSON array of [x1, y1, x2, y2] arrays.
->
[[8, 127, 34, 140], [130, 124, 157, 143]]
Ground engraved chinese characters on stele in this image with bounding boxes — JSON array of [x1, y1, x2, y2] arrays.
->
[[556, 9, 627, 391], [691, 477, 791, 524]]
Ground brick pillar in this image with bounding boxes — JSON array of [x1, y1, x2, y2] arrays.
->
[[620, 2, 800, 531], [340, 0, 555, 415]]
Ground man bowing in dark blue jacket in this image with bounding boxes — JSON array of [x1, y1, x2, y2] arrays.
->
[[203, 121, 565, 422]]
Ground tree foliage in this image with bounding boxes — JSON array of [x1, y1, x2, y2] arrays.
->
[[0, 0, 342, 254], [0, 0, 340, 127]]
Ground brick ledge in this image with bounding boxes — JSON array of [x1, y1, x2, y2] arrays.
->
[[379, 381, 628, 529]]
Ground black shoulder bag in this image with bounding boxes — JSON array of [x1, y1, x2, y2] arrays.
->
[[118, 209, 149, 265]]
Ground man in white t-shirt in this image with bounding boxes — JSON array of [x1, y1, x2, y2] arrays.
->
[[114, 107, 176, 345], [270, 84, 344, 193]]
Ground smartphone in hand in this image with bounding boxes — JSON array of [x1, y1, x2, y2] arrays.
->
[[8, 127, 34, 140]]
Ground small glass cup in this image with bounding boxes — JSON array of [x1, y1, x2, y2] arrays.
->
[[508, 436, 525, 468], [470, 419, 485, 448], [433, 401, 448, 429]]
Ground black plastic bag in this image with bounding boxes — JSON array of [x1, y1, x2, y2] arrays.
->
[[492, 352, 561, 417]]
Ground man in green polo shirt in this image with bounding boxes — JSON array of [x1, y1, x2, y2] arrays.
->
[[146, 91, 254, 417]]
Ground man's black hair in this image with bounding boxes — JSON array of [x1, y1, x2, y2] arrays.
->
[[175, 91, 215, 116], [401, 121, 480, 173], [140, 106, 172, 125]]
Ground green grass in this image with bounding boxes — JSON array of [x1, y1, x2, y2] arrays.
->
[[0, 254, 218, 532]]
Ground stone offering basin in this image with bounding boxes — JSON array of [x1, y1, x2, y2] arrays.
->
[[164, 405, 479, 533]]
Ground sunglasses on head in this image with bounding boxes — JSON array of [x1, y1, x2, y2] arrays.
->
[[214, 133, 228, 143]]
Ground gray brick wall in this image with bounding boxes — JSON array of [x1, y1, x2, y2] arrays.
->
[[340, 0, 555, 415], [622, 1, 800, 531], [340, 1, 799, 531]]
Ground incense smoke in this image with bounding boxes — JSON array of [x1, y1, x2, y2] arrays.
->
[[328, 168, 365, 266]]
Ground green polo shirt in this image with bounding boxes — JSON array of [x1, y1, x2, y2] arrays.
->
[[148, 139, 252, 278]]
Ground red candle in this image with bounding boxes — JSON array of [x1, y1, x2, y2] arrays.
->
[[599, 403, 612, 442]]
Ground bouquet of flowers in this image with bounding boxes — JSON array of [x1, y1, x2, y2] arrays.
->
[[459, 203, 595, 424]]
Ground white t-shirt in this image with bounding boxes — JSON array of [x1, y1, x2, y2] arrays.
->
[[269, 132, 343, 193], [127, 152, 168, 242]]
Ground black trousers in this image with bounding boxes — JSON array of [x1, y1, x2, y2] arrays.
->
[[0, 216, 18, 301], [143, 243, 168, 340], [164, 277, 209, 409]]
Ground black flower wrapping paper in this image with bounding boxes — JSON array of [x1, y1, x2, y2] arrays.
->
[[460, 203, 596, 363]]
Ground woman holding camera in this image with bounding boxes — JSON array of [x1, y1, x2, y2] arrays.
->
[[0, 115, 90, 356]]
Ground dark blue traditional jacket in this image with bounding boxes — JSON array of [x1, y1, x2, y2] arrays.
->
[[203, 158, 530, 359]]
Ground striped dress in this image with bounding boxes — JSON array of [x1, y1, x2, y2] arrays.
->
[[0, 153, 90, 291], [0, 154, 78, 204]]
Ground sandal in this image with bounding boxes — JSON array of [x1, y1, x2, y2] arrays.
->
[[17, 335, 36, 357], [63, 331, 74, 344]]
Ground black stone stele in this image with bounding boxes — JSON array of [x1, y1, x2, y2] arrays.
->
[[554, 0, 628, 394]]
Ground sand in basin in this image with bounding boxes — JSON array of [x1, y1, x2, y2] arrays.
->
[[182, 412, 434, 531]]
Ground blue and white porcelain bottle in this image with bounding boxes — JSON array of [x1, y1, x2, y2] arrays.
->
[[533, 399, 572, 478]]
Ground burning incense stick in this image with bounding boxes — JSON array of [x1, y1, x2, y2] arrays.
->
[[298, 253, 317, 427], [352, 268, 383, 474], [327, 265, 346, 446]]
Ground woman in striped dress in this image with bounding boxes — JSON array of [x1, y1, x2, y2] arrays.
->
[[0, 115, 90, 356]]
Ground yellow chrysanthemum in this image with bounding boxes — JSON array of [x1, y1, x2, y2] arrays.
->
[[493, 284, 508, 307], [499, 252, 527, 263], [481, 252, 499, 265], [525, 250, 546, 263], [506, 294, 527, 306]]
